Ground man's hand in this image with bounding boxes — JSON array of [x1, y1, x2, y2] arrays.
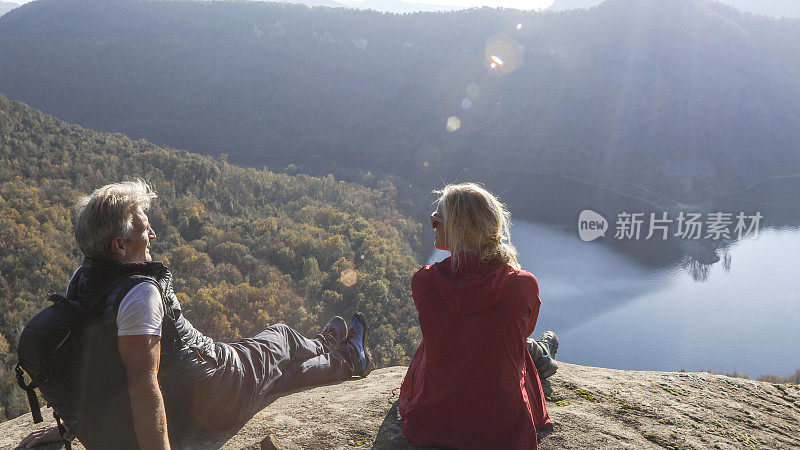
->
[[16, 424, 61, 448], [118, 334, 170, 450]]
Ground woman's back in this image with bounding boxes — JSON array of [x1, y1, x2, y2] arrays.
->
[[399, 255, 552, 449]]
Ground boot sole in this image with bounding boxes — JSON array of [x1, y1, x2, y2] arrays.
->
[[328, 316, 348, 344], [538, 361, 558, 380], [355, 312, 373, 377], [318, 316, 348, 352]]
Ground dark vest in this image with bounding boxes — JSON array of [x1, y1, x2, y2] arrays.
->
[[66, 258, 218, 449]]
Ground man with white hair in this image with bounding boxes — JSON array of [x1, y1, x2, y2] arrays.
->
[[19, 180, 372, 449]]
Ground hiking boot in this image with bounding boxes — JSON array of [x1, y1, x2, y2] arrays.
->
[[315, 316, 348, 353], [527, 331, 559, 380], [539, 330, 558, 358], [338, 312, 373, 377]]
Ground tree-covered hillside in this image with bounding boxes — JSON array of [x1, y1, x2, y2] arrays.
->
[[1, 0, 799, 204], [551, 0, 800, 18], [0, 93, 426, 421]]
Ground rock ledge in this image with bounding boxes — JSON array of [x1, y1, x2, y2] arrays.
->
[[2, 364, 799, 449]]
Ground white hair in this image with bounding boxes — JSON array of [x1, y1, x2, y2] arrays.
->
[[74, 179, 157, 259]]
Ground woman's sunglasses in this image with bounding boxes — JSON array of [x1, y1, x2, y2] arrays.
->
[[430, 212, 444, 229]]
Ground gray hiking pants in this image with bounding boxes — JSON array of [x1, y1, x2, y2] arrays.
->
[[163, 323, 351, 440]]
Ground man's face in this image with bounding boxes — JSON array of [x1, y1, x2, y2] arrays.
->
[[116, 206, 156, 263]]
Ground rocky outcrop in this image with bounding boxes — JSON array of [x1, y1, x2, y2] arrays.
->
[[2, 364, 799, 449]]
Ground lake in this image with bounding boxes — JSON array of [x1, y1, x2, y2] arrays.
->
[[427, 221, 800, 378]]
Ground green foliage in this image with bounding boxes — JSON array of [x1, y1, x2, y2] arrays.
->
[[573, 388, 598, 402], [0, 94, 426, 421]]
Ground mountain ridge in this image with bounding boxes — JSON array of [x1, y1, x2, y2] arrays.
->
[[2, 0, 799, 205], [548, 0, 800, 18]]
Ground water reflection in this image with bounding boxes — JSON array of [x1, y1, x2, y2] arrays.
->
[[426, 223, 800, 377], [680, 257, 711, 282], [679, 242, 733, 281]]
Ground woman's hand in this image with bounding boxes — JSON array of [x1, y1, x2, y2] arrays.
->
[[16, 424, 62, 448]]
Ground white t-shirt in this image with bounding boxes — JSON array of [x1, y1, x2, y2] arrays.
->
[[116, 282, 164, 337]]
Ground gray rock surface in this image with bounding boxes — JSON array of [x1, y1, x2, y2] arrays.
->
[[2, 364, 799, 449]]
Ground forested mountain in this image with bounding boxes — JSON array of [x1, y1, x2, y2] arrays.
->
[[721, 0, 800, 18], [1, 0, 799, 207], [549, 0, 800, 18], [0, 94, 425, 421]]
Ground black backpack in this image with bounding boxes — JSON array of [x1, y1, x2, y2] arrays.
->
[[15, 275, 144, 449]]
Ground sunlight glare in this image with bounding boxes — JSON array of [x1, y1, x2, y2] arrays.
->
[[340, 268, 359, 287], [485, 33, 524, 74], [446, 116, 461, 132]]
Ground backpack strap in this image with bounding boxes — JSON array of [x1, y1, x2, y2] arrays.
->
[[15, 363, 42, 423], [83, 274, 139, 316], [54, 411, 72, 450], [104, 275, 180, 359], [16, 365, 75, 448]]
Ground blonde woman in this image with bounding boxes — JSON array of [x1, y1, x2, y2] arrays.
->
[[398, 183, 557, 449]]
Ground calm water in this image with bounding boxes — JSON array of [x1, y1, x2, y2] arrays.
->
[[427, 221, 800, 378]]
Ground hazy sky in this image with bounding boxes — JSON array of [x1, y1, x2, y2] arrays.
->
[[11, 0, 556, 10]]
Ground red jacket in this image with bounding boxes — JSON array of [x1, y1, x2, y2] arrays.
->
[[399, 255, 552, 449]]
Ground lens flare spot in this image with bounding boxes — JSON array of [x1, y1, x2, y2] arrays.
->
[[461, 98, 472, 110], [416, 144, 442, 170], [340, 268, 358, 287], [466, 83, 480, 99], [516, 23, 523, 30], [360, 254, 365, 259], [446, 116, 461, 132], [486, 33, 524, 75]]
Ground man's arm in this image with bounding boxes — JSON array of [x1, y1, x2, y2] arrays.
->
[[118, 335, 170, 450]]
